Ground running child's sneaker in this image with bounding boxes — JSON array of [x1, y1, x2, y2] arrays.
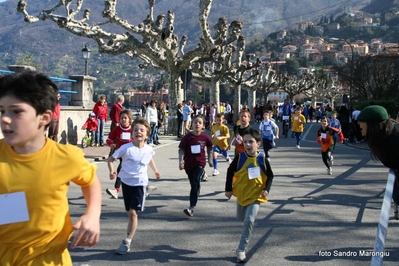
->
[[212, 169, 219, 176], [201, 173, 208, 182], [183, 207, 194, 217], [115, 240, 131, 255], [236, 250, 246, 263], [227, 157, 232, 164], [106, 188, 119, 199]]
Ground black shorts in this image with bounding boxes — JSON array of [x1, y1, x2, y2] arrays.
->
[[121, 183, 146, 212]]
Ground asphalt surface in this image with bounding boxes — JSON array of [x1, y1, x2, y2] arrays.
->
[[67, 122, 399, 266]]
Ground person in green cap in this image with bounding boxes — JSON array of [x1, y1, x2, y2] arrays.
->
[[357, 105, 399, 219]]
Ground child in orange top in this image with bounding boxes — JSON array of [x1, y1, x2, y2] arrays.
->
[[230, 109, 252, 156], [82, 112, 99, 146], [316, 116, 344, 175]]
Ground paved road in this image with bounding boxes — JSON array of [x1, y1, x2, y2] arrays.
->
[[68, 122, 399, 265]]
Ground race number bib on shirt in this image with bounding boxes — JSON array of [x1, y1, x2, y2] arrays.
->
[[121, 132, 131, 140], [294, 116, 299, 120], [191, 145, 201, 154], [215, 130, 221, 136], [321, 133, 327, 139], [248, 167, 261, 180], [283, 116, 289, 120], [0, 192, 30, 225]]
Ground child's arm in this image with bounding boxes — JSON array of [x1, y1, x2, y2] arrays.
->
[[107, 156, 117, 180], [207, 145, 214, 167], [178, 148, 185, 170], [149, 158, 161, 179], [225, 155, 238, 199], [71, 175, 102, 249], [263, 158, 274, 197]]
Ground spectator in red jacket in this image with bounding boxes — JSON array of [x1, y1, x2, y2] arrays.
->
[[48, 93, 61, 142], [110, 95, 125, 132], [92, 95, 108, 146], [82, 112, 99, 146]]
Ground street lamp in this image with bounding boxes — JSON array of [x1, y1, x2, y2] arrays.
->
[[81, 45, 91, 76], [341, 39, 354, 107]]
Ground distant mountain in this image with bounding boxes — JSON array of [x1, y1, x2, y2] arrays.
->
[[362, 0, 399, 13], [0, 0, 372, 79]]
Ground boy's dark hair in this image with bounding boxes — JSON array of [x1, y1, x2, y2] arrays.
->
[[216, 113, 225, 119], [320, 116, 330, 123], [243, 128, 261, 142], [0, 70, 58, 115], [132, 117, 151, 138], [193, 114, 206, 124]]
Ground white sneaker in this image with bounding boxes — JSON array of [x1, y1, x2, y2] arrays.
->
[[296, 145, 300, 149], [146, 185, 158, 197], [327, 168, 332, 175], [226, 157, 232, 165], [106, 188, 119, 199], [212, 169, 219, 176], [236, 250, 246, 263]]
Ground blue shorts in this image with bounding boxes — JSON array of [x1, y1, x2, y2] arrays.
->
[[213, 146, 228, 157], [121, 183, 146, 212]]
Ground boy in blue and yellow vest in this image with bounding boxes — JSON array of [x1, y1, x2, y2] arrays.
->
[[225, 129, 274, 263]]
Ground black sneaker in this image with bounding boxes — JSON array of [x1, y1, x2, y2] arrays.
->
[[183, 208, 194, 217]]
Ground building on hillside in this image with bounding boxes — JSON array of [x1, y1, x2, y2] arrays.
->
[[327, 23, 340, 31], [277, 30, 287, 40], [297, 21, 314, 32], [267, 89, 288, 104]]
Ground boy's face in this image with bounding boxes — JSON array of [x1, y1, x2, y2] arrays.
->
[[192, 117, 204, 133], [133, 123, 149, 142], [263, 112, 269, 120], [0, 95, 51, 153], [332, 114, 337, 119], [243, 134, 260, 156], [216, 116, 223, 125], [239, 112, 250, 125], [321, 118, 329, 127]]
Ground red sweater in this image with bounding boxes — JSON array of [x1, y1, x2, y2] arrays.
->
[[82, 118, 98, 131], [106, 125, 133, 149], [92, 101, 108, 121], [52, 103, 61, 120], [110, 102, 123, 124]]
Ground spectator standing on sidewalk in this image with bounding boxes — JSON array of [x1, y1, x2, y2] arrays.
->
[[110, 94, 124, 132], [352, 106, 363, 143], [144, 100, 158, 146], [177, 103, 184, 138], [178, 115, 213, 217], [47, 93, 61, 142], [357, 105, 399, 219], [225, 129, 274, 263], [154, 101, 165, 145], [107, 117, 161, 255], [105, 109, 134, 199], [0, 71, 101, 265], [92, 94, 108, 146]]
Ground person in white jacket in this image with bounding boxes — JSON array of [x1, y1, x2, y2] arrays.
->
[[144, 100, 158, 145]]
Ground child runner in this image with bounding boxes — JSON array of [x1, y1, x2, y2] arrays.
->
[[0, 71, 101, 265], [316, 116, 344, 175], [329, 111, 342, 151], [107, 117, 161, 255], [259, 111, 279, 159], [230, 108, 252, 156], [225, 129, 274, 263], [178, 115, 213, 217], [291, 107, 306, 149], [105, 109, 134, 199], [211, 113, 232, 176], [81, 112, 99, 146]]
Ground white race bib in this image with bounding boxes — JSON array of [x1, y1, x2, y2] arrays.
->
[[215, 130, 221, 137], [321, 133, 327, 139], [248, 167, 261, 180], [294, 116, 298, 120], [121, 132, 131, 140], [0, 192, 30, 225], [191, 144, 201, 154], [283, 116, 289, 120]]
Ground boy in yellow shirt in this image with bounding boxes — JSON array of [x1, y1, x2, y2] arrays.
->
[[211, 113, 232, 176], [225, 129, 274, 263], [0, 71, 101, 265], [291, 107, 307, 148]]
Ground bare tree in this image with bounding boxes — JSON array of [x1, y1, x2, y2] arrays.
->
[[17, 0, 245, 115]]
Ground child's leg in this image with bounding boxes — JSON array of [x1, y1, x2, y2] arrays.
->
[[295, 132, 302, 146], [237, 201, 260, 252], [262, 139, 271, 158], [321, 151, 330, 168], [185, 166, 204, 208], [126, 209, 138, 239], [221, 150, 231, 162], [213, 150, 218, 170]]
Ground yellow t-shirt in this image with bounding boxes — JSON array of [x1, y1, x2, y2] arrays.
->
[[291, 113, 306, 133], [211, 124, 230, 150], [233, 152, 268, 206], [0, 139, 97, 266]]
